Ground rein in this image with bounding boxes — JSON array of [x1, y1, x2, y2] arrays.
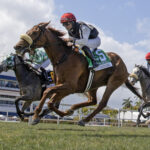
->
[[13, 55, 24, 70], [20, 28, 68, 66], [53, 53, 68, 66], [20, 27, 46, 52]]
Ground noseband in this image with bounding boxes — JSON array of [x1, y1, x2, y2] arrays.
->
[[129, 73, 139, 81], [20, 26, 46, 52]]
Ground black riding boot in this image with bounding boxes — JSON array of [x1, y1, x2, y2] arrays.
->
[[82, 46, 98, 68]]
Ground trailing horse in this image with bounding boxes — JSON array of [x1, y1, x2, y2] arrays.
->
[[0, 53, 54, 120], [130, 65, 150, 125], [14, 22, 143, 126]]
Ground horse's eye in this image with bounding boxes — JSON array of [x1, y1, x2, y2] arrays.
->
[[32, 32, 37, 36]]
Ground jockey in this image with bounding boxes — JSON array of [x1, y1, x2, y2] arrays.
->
[[29, 48, 49, 68], [145, 52, 150, 73], [60, 12, 101, 68], [26, 48, 53, 83]]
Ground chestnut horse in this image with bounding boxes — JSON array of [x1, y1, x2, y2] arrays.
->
[[14, 22, 142, 126]]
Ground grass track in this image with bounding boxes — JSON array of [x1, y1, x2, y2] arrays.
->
[[0, 122, 150, 150]]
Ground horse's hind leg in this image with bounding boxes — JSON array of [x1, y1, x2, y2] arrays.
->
[[78, 77, 124, 126], [22, 101, 34, 116], [64, 89, 98, 115]]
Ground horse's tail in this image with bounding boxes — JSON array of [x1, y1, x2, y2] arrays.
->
[[125, 79, 142, 99]]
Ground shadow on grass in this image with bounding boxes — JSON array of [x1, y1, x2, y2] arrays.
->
[[37, 128, 96, 132], [80, 134, 150, 138]]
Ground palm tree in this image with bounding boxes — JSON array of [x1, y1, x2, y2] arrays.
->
[[122, 97, 133, 109]]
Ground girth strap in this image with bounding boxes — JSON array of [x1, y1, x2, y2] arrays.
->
[[53, 54, 68, 66], [84, 69, 95, 92]]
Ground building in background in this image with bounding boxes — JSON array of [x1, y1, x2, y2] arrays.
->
[[0, 70, 20, 116]]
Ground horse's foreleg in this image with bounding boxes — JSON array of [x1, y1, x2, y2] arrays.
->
[[15, 96, 31, 120], [15, 97, 24, 120], [33, 84, 73, 122], [47, 92, 71, 117], [39, 101, 60, 118], [22, 101, 34, 116]]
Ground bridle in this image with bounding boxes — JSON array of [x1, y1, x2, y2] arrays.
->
[[13, 55, 25, 70], [19, 25, 68, 66], [130, 67, 142, 84], [20, 26, 46, 54]]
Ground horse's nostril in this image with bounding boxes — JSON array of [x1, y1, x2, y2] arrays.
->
[[14, 45, 21, 50]]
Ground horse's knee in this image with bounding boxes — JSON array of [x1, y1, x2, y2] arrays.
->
[[88, 98, 97, 105], [43, 89, 51, 98], [91, 100, 97, 105], [99, 101, 107, 109], [43, 90, 48, 96], [47, 101, 54, 109]]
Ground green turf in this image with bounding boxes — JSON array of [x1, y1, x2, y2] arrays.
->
[[0, 122, 150, 150]]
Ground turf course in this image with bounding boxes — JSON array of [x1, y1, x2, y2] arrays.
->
[[0, 122, 150, 150]]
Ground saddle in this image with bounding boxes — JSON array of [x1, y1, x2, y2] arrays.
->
[[24, 61, 54, 85], [39, 67, 54, 85], [73, 46, 113, 71]]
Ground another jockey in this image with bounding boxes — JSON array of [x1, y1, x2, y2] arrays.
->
[[60, 12, 101, 68], [26, 48, 53, 83], [145, 52, 150, 72]]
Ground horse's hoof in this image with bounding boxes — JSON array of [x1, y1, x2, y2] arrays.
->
[[20, 117, 24, 121], [78, 120, 85, 126], [19, 115, 24, 121], [29, 118, 41, 125]]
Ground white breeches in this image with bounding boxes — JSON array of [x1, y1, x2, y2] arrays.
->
[[78, 37, 101, 51]]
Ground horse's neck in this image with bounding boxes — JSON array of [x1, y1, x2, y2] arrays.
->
[[14, 64, 30, 84], [140, 74, 150, 95], [44, 30, 69, 65]]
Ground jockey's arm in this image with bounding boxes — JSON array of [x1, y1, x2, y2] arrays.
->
[[75, 25, 91, 46]]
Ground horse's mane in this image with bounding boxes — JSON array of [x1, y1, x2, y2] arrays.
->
[[46, 26, 87, 62], [17, 55, 40, 75], [138, 65, 150, 77], [47, 26, 69, 48]]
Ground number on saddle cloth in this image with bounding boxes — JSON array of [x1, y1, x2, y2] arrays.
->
[[75, 46, 93, 68], [74, 46, 112, 70], [93, 49, 112, 70]]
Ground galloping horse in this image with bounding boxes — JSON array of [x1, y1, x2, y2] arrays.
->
[[130, 65, 150, 125], [0, 53, 54, 120], [14, 22, 142, 126]]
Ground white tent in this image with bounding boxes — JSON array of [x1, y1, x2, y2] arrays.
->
[[118, 111, 147, 122]]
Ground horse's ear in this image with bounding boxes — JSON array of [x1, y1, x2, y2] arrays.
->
[[135, 64, 139, 67], [39, 21, 50, 30]]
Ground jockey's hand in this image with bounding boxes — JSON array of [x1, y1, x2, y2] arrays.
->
[[29, 50, 35, 56], [67, 42, 73, 47]]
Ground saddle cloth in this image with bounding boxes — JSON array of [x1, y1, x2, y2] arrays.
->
[[76, 47, 113, 71]]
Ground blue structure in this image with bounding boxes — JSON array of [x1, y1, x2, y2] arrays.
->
[[0, 74, 20, 117]]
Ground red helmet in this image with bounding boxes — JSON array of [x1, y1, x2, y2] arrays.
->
[[145, 52, 150, 60], [60, 13, 76, 23]]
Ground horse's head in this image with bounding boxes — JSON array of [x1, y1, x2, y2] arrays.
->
[[0, 54, 25, 73], [129, 65, 143, 85], [0, 54, 15, 73], [14, 22, 50, 56]]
